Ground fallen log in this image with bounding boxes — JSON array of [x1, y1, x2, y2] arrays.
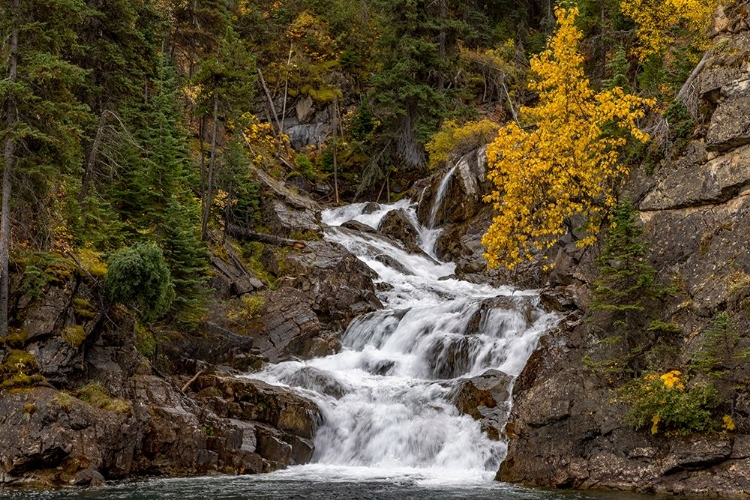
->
[[226, 224, 307, 249]]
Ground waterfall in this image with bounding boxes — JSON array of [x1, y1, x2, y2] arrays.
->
[[248, 201, 556, 484], [428, 164, 458, 229]]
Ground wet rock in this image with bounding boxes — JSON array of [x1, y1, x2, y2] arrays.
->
[[340, 219, 377, 233], [263, 241, 382, 331], [362, 202, 381, 214], [377, 209, 421, 254], [451, 370, 513, 440], [417, 147, 489, 227], [281, 366, 349, 399], [193, 375, 322, 441], [248, 287, 321, 362], [72, 468, 105, 487], [374, 254, 414, 275], [255, 424, 292, 466]]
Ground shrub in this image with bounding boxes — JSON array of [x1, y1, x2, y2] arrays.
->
[[104, 243, 175, 322], [425, 119, 500, 170], [618, 370, 717, 435]]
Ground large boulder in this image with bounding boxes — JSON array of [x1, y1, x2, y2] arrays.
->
[[262, 241, 382, 328], [417, 147, 490, 227], [0, 387, 138, 486], [450, 370, 513, 440], [377, 209, 422, 254]]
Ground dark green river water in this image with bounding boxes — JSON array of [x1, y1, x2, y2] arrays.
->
[[0, 467, 679, 500]]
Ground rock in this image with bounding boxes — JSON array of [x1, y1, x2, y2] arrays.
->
[[23, 280, 76, 342], [281, 366, 349, 399], [209, 247, 265, 299], [246, 286, 322, 362], [161, 322, 257, 371], [377, 209, 422, 254], [361, 202, 381, 214], [373, 254, 414, 275], [0, 387, 138, 485], [417, 147, 489, 227], [642, 142, 750, 211], [262, 199, 321, 238], [340, 219, 378, 233], [450, 370, 513, 440], [295, 95, 314, 122], [263, 241, 382, 330], [255, 424, 292, 466], [72, 468, 105, 487]]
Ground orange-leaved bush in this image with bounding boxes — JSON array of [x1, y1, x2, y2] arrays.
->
[[482, 6, 654, 269]]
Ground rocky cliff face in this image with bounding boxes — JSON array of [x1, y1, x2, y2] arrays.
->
[[0, 162, 380, 487], [498, 2, 750, 496]]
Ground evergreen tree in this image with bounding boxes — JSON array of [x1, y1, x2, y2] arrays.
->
[[112, 60, 208, 318], [193, 26, 256, 238], [0, 0, 91, 335]]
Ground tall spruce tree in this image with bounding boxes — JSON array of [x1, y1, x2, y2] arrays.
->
[[0, 0, 90, 335], [193, 26, 256, 238]]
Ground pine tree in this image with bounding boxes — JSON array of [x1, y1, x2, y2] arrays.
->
[[112, 60, 208, 319], [0, 0, 91, 335], [193, 26, 256, 238]]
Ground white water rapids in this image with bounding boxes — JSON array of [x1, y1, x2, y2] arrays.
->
[[247, 189, 557, 485]]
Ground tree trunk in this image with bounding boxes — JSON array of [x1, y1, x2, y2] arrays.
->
[[257, 68, 283, 135], [79, 107, 109, 202], [201, 92, 219, 239], [1, 0, 19, 337], [226, 224, 306, 249], [332, 95, 340, 204]]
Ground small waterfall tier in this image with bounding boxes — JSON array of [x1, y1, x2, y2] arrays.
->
[[247, 197, 556, 484]]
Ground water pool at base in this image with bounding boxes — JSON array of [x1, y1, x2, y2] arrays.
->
[[0, 465, 674, 500]]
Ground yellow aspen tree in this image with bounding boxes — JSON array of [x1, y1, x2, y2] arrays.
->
[[482, 6, 654, 270], [621, 0, 721, 60]]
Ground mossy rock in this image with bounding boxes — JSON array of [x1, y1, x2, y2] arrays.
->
[[61, 325, 88, 347], [75, 382, 131, 415]]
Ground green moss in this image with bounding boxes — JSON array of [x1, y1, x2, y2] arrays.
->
[[54, 391, 74, 411], [76, 382, 131, 414], [289, 230, 321, 241], [72, 298, 98, 321], [0, 373, 46, 390], [61, 325, 87, 347], [1, 350, 39, 374], [135, 322, 156, 357], [2, 330, 27, 349]]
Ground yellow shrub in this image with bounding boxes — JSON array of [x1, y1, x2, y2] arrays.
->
[[426, 119, 500, 170]]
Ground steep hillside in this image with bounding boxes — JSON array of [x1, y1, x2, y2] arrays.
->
[[499, 2, 750, 495]]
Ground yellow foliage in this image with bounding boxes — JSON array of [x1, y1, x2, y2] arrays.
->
[[651, 414, 660, 434], [660, 370, 685, 390], [621, 0, 720, 60], [723, 414, 736, 431], [482, 6, 654, 269], [426, 119, 500, 170], [75, 248, 108, 277]]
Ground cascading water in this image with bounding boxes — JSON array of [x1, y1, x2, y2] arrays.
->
[[248, 177, 557, 485]]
